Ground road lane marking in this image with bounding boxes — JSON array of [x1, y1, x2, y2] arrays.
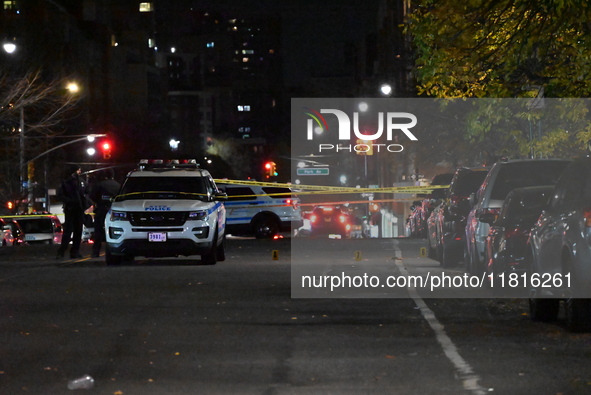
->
[[392, 241, 488, 395]]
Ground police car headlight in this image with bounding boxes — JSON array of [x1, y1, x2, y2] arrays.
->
[[110, 211, 128, 221], [188, 211, 208, 221]]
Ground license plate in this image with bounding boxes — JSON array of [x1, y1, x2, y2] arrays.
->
[[25, 235, 36, 241], [148, 232, 167, 242]]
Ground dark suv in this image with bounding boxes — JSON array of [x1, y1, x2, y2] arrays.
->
[[430, 166, 490, 267], [527, 157, 591, 332]]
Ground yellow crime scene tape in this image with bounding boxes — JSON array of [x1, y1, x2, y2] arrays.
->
[[3, 214, 58, 219], [215, 179, 449, 207], [215, 179, 448, 195]]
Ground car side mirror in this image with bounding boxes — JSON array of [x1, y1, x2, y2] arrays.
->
[[214, 192, 228, 201]]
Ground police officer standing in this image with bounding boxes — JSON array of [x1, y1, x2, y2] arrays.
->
[[90, 168, 121, 258], [56, 165, 91, 259]]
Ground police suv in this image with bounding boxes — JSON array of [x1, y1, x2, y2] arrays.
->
[[216, 182, 302, 238], [105, 159, 227, 265]]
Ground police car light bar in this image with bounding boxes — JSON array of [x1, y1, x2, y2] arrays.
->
[[138, 159, 199, 170]]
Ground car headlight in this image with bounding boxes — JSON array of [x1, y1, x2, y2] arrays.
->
[[110, 211, 128, 221], [188, 211, 208, 221]]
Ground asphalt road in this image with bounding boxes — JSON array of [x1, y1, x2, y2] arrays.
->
[[1, 238, 590, 394]]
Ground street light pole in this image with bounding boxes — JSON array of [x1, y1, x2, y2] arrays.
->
[[23, 134, 106, 212], [19, 107, 25, 196]]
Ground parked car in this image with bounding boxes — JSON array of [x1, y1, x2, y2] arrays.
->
[[309, 205, 352, 238], [1, 217, 25, 245], [409, 173, 454, 238], [8, 214, 63, 245], [527, 157, 591, 332], [464, 159, 570, 276], [0, 218, 15, 248], [482, 185, 553, 291], [429, 166, 490, 267]]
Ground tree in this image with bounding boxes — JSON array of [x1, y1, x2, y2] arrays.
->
[[408, 0, 591, 159], [0, 69, 82, 204]]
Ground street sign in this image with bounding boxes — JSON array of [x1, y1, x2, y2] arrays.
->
[[297, 168, 329, 176]]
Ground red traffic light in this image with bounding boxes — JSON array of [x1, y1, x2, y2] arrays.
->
[[101, 140, 113, 159], [264, 162, 272, 170]]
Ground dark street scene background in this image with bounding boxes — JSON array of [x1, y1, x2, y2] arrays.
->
[[2, 0, 591, 394]]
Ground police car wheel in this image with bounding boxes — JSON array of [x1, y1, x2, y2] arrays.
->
[[254, 216, 279, 239], [105, 249, 122, 266], [216, 234, 226, 262], [201, 229, 218, 265]]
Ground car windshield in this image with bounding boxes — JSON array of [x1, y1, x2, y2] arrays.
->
[[452, 170, 488, 197], [118, 177, 208, 200], [490, 161, 570, 201], [17, 218, 54, 233], [498, 187, 553, 225]]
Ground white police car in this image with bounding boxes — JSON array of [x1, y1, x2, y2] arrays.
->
[[216, 182, 302, 238], [105, 159, 226, 265]]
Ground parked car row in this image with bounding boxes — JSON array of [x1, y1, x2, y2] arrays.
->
[[407, 173, 454, 238], [422, 157, 591, 331], [427, 166, 490, 267]]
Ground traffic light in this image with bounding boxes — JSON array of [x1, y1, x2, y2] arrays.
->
[[264, 161, 277, 178], [356, 139, 373, 156], [101, 141, 112, 159]]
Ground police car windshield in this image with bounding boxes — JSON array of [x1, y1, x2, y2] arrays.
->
[[118, 177, 208, 200]]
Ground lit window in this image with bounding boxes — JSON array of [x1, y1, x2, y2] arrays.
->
[[242, 50, 254, 54], [206, 42, 214, 48], [148, 38, 155, 48], [139, 2, 153, 12], [237, 105, 251, 112], [242, 57, 249, 63], [237, 106, 244, 111], [4, 1, 17, 10]]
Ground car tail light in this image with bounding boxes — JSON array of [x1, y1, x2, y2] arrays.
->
[[339, 215, 347, 223], [584, 207, 591, 227]]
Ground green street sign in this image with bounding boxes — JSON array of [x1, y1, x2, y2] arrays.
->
[[297, 168, 330, 176]]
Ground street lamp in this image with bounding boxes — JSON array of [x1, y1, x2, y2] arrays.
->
[[380, 84, 393, 96], [66, 82, 80, 94], [3, 42, 16, 54]]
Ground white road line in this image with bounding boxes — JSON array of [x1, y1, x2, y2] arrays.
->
[[393, 243, 488, 395]]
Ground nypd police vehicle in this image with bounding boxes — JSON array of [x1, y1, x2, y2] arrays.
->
[[216, 182, 302, 238], [105, 159, 226, 265]]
